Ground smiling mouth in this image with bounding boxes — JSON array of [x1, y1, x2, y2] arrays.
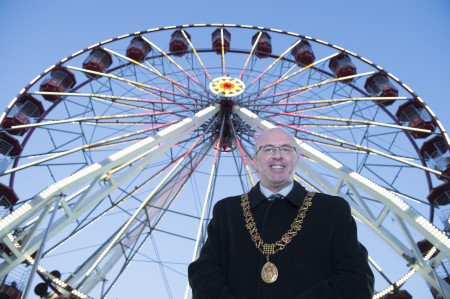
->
[[271, 165, 285, 169]]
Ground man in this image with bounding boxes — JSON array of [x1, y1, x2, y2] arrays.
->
[[188, 127, 374, 298]]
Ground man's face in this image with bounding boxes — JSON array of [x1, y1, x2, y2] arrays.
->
[[252, 129, 299, 192]]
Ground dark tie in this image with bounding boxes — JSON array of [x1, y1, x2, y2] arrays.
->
[[268, 193, 283, 201]]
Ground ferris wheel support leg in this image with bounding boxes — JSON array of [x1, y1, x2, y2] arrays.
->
[[0, 105, 220, 281], [21, 195, 63, 299], [69, 140, 217, 295]]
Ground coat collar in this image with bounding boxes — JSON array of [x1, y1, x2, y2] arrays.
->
[[247, 181, 308, 209]]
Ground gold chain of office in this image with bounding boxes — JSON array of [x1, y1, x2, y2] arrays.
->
[[241, 191, 315, 257]]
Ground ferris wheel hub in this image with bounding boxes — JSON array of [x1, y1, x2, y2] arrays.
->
[[209, 76, 245, 98]]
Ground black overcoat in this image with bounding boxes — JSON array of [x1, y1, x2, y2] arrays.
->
[[188, 182, 374, 298]]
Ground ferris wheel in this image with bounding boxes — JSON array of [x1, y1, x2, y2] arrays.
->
[[0, 24, 450, 299]]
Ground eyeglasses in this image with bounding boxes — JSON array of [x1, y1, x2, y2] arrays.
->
[[256, 145, 297, 155]]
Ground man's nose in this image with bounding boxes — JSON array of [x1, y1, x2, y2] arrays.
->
[[272, 148, 282, 158]]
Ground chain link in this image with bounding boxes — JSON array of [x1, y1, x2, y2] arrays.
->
[[241, 191, 315, 257]]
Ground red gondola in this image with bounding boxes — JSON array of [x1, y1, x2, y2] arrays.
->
[[364, 72, 399, 106], [0, 183, 19, 206], [39, 67, 76, 102], [0, 282, 22, 299], [212, 28, 231, 54], [126, 36, 151, 62], [427, 181, 450, 206], [420, 135, 450, 180], [82, 48, 113, 78], [291, 40, 315, 66], [169, 30, 191, 57], [417, 239, 439, 258], [0, 132, 22, 173], [396, 100, 436, 139], [329, 53, 356, 79], [0, 132, 23, 157], [252, 32, 272, 58], [2, 94, 45, 136]]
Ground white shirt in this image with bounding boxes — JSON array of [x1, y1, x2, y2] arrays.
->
[[259, 181, 294, 199]]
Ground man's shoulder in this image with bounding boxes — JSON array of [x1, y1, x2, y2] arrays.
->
[[311, 192, 350, 209], [214, 193, 243, 208], [210, 194, 246, 219], [218, 193, 242, 203]]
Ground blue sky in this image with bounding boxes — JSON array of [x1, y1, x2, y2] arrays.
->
[[1, 1, 449, 298], [1, 0, 449, 134]]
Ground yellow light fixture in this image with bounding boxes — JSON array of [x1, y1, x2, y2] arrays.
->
[[209, 76, 245, 97]]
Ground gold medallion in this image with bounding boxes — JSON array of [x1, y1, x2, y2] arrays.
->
[[261, 261, 278, 283], [241, 191, 315, 285]]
